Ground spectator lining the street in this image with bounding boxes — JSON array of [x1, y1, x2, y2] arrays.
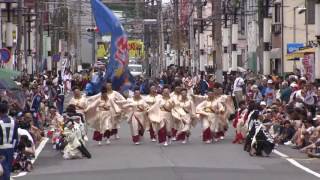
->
[[233, 72, 245, 107]]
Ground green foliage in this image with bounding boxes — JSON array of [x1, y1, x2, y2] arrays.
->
[[230, 0, 240, 8]]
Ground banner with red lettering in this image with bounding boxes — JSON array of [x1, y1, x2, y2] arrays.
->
[[301, 53, 315, 82], [180, 0, 189, 28]]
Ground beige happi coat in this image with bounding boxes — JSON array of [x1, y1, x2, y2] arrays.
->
[[123, 98, 149, 137], [107, 91, 126, 128], [69, 96, 88, 115], [85, 97, 119, 133], [170, 92, 181, 103], [147, 96, 174, 132], [217, 95, 235, 130], [196, 99, 225, 133], [86, 91, 125, 128], [170, 93, 181, 130], [172, 98, 197, 134], [144, 94, 160, 131], [192, 94, 208, 108]]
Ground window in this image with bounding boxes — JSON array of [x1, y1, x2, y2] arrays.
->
[[307, 0, 316, 24]]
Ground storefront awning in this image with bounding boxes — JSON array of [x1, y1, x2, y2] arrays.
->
[[286, 48, 316, 60]]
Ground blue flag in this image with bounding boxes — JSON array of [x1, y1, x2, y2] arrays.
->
[[91, 0, 134, 91]]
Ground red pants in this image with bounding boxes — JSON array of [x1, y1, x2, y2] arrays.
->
[[202, 128, 212, 142]]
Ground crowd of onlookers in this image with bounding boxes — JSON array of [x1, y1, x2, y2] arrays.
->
[[228, 72, 320, 157], [0, 67, 94, 175]]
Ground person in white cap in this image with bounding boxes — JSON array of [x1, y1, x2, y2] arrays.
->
[[264, 80, 275, 107], [260, 101, 266, 106], [233, 72, 245, 108], [300, 76, 307, 82], [252, 85, 263, 104], [279, 81, 292, 103], [260, 101, 267, 114], [289, 85, 306, 103], [290, 82, 298, 90]]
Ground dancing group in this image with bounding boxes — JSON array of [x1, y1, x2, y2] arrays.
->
[[67, 82, 235, 146]]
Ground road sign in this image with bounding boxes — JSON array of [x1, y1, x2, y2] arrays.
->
[[0, 48, 11, 64], [287, 43, 304, 54]]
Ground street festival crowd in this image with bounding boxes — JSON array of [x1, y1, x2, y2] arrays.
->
[[1, 64, 320, 178]]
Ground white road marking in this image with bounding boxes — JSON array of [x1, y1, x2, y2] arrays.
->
[[273, 149, 320, 178], [12, 137, 49, 178]]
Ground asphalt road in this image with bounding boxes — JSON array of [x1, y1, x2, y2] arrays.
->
[[17, 121, 320, 180]]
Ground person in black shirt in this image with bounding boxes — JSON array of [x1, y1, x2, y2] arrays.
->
[[56, 80, 65, 115]]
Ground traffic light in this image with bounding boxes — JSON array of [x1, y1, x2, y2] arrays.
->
[[86, 27, 99, 32]]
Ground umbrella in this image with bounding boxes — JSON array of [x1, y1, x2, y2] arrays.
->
[[0, 68, 21, 80], [0, 79, 25, 110], [0, 79, 19, 90], [1, 89, 26, 110]]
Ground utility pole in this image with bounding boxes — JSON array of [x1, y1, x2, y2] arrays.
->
[[189, 2, 195, 73], [174, 0, 181, 66], [78, 0, 82, 67], [222, 0, 230, 73], [39, 0, 44, 73], [23, 9, 28, 71], [46, 0, 52, 73], [158, 0, 165, 71], [135, 0, 140, 18], [196, 0, 201, 73], [0, 5, 2, 52], [231, 3, 238, 72], [16, 0, 23, 70], [315, 1, 320, 79], [263, 0, 271, 75], [5, 3, 13, 70], [35, 0, 40, 73], [157, 0, 161, 73], [281, 0, 284, 75], [91, 7, 96, 65], [305, 0, 309, 44], [25, 9, 33, 75], [212, 0, 223, 83]]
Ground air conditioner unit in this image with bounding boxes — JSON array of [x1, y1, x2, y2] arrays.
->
[[200, 49, 205, 55], [271, 23, 281, 35]]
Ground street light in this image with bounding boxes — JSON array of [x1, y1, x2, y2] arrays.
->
[[293, 6, 306, 43], [293, 6, 306, 70]]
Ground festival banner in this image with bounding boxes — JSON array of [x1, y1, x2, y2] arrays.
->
[[128, 40, 144, 58], [91, 0, 134, 91], [96, 42, 109, 60], [301, 53, 315, 82], [180, 0, 189, 28]]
